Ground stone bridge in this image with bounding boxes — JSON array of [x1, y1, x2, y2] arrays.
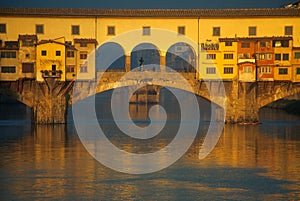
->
[[1, 71, 300, 124]]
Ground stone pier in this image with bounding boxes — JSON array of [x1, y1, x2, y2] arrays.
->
[[33, 77, 73, 124]]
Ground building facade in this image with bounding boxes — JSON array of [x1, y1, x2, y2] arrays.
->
[[0, 8, 300, 82]]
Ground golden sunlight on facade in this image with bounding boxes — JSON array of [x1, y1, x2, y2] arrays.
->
[[0, 8, 300, 82]]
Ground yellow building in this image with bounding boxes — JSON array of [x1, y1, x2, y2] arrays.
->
[[65, 44, 77, 80], [292, 47, 300, 82], [74, 39, 97, 80], [219, 39, 238, 80], [0, 41, 19, 81], [1, 8, 300, 82], [273, 38, 293, 81], [36, 37, 66, 82], [18, 35, 37, 79]]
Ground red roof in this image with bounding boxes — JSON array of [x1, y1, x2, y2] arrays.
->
[[74, 38, 98, 44], [18, 34, 37, 41]]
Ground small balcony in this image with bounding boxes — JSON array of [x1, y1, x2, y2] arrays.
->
[[40, 70, 63, 78]]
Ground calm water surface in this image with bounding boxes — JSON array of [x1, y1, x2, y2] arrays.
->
[[0, 89, 299, 200]]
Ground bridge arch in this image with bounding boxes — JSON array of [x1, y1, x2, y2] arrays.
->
[[96, 42, 126, 72], [166, 42, 196, 72], [130, 43, 160, 71]]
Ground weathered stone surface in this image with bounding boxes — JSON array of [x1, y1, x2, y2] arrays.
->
[[1, 72, 300, 124]]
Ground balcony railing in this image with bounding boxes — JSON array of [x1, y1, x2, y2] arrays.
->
[[41, 70, 62, 78]]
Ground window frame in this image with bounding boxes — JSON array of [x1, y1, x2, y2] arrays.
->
[[224, 67, 233, 74], [224, 53, 234, 59], [80, 52, 88, 60], [212, 27, 220, 36], [275, 54, 281, 61], [71, 25, 80, 35], [67, 51, 75, 58], [178, 26, 185, 35], [80, 64, 88, 73], [243, 66, 252, 73], [225, 41, 232, 46], [206, 54, 216, 60], [206, 67, 216, 74], [284, 26, 293, 35], [248, 26, 257, 36], [66, 65, 75, 73], [0, 23, 6, 33], [41, 50, 47, 56], [36, 24, 44, 34], [22, 63, 34, 73], [241, 42, 250, 48], [282, 54, 289, 61], [279, 68, 288, 75], [142, 26, 151, 36], [107, 26, 115, 35], [294, 52, 300, 59], [1, 66, 16, 73]]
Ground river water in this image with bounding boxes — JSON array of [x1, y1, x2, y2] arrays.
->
[[0, 89, 299, 200]]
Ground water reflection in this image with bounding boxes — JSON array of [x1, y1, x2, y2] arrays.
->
[[0, 92, 299, 200]]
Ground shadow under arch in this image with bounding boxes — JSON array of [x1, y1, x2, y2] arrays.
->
[[166, 42, 196, 73], [131, 43, 160, 71], [96, 42, 126, 72]]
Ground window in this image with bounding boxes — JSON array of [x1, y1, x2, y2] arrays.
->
[[41, 50, 47, 56], [56, 51, 61, 56], [285, 26, 293, 35], [0, 24, 6, 33], [283, 54, 289, 60], [224, 54, 233, 59], [260, 42, 266, 47], [213, 27, 220, 36], [248, 26, 256, 36], [275, 54, 281, 60], [243, 66, 252, 73], [72, 25, 80, 35], [266, 54, 272, 60], [225, 41, 232, 46], [279, 68, 288, 75], [26, 54, 30, 59], [0, 51, 16, 58], [296, 68, 300, 74], [259, 67, 271, 74], [143, 26, 151, 35], [80, 64, 87, 73], [36, 24, 44, 34], [238, 53, 251, 59], [206, 54, 216, 60], [224, 67, 233, 74], [107, 26, 115, 35], [273, 40, 289, 47], [294, 52, 300, 59], [22, 63, 34, 73], [23, 40, 34, 47], [67, 51, 74, 57], [80, 52, 87, 60], [206, 67, 216, 74], [1, 66, 16, 73], [66, 65, 75, 73], [80, 42, 87, 47], [178, 26, 185, 35], [241, 42, 250, 48], [256, 54, 265, 60]]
